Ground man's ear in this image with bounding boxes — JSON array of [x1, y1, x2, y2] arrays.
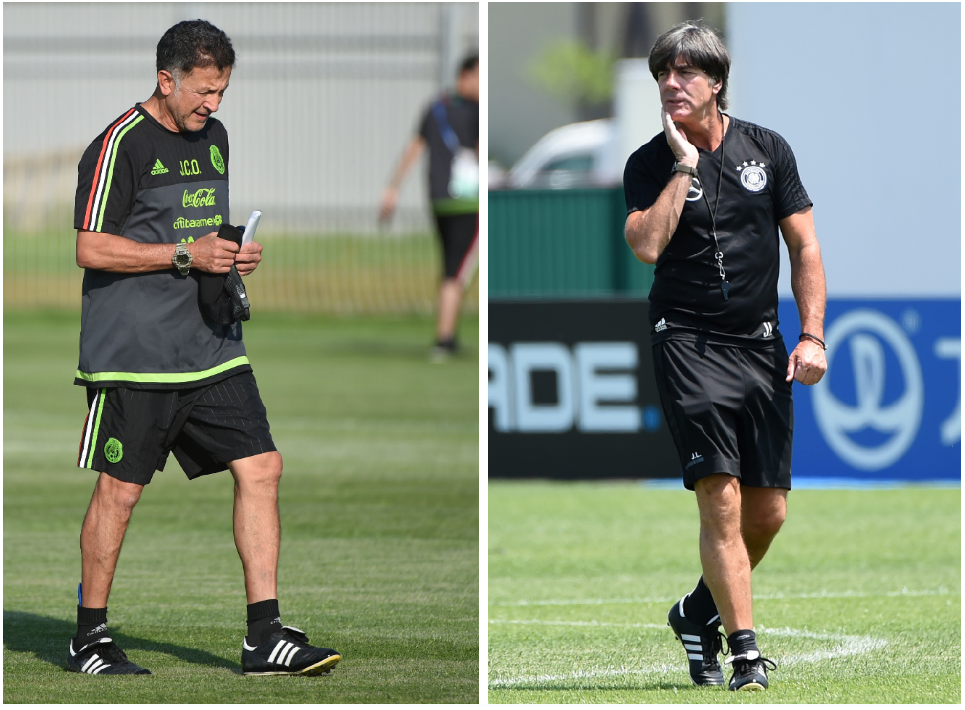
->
[[157, 69, 176, 97]]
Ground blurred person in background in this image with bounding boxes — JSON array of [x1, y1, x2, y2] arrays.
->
[[623, 21, 826, 691], [380, 53, 479, 361], [71, 19, 340, 677]]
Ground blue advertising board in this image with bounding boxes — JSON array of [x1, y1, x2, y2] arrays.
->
[[778, 299, 960, 482]]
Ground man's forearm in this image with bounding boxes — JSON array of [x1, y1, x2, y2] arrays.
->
[[76, 230, 176, 273], [789, 242, 827, 337], [625, 171, 692, 264], [388, 137, 426, 189]]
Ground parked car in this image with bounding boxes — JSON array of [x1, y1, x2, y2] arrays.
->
[[505, 119, 617, 189]]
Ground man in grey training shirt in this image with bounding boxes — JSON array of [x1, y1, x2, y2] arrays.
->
[[70, 19, 340, 677]]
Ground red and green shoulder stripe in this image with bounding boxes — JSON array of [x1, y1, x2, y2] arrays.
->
[[79, 107, 144, 232]]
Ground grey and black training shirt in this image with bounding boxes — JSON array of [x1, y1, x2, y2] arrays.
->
[[74, 103, 250, 389]]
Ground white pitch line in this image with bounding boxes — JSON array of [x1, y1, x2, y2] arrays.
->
[[490, 587, 956, 608], [757, 625, 889, 664], [488, 624, 888, 688], [491, 620, 668, 629]]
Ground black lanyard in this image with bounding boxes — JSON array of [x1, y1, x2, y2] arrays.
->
[[697, 113, 730, 300]]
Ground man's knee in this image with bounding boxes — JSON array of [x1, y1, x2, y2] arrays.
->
[[231, 451, 283, 488], [695, 474, 743, 535], [741, 484, 788, 544], [96, 472, 143, 513], [744, 505, 786, 543]]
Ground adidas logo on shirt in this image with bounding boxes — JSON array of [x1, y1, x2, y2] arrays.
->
[[151, 159, 169, 175]]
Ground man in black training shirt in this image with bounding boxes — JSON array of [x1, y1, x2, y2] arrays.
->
[[380, 54, 480, 360], [69, 20, 340, 676], [624, 22, 827, 691]]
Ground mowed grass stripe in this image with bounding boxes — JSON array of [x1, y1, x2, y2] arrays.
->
[[4, 310, 478, 703], [488, 481, 960, 704], [491, 586, 957, 607]]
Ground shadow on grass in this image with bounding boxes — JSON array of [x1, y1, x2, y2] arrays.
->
[[3, 611, 239, 673]]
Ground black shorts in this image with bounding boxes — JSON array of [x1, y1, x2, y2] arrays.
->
[[77, 371, 276, 486], [653, 337, 793, 491], [433, 212, 479, 284]]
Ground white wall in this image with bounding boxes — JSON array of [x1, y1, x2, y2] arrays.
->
[[726, 2, 960, 297], [3, 2, 479, 234]]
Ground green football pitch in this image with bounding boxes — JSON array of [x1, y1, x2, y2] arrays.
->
[[489, 481, 960, 704], [4, 310, 478, 703]]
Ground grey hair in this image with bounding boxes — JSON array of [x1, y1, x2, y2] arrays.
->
[[156, 19, 235, 81], [648, 21, 731, 110]]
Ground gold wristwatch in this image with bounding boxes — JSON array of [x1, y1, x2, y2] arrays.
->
[[172, 243, 193, 275]]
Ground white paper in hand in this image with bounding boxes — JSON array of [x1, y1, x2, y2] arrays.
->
[[242, 211, 261, 246]]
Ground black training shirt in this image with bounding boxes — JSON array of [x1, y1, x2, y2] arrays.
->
[[418, 91, 479, 215], [624, 115, 811, 345]]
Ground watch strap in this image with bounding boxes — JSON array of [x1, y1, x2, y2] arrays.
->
[[673, 162, 698, 176]]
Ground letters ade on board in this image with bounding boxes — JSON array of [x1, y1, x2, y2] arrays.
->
[[488, 299, 679, 479]]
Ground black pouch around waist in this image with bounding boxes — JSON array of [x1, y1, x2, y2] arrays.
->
[[197, 224, 251, 327]]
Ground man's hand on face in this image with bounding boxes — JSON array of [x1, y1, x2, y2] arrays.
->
[[190, 232, 239, 274], [786, 340, 828, 385], [662, 108, 699, 168]]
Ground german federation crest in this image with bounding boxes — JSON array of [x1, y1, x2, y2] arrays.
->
[[737, 160, 767, 192]]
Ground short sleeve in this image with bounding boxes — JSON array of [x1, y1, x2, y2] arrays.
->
[[418, 105, 433, 142], [221, 125, 229, 172], [623, 144, 670, 215], [770, 134, 812, 220], [74, 127, 139, 234]]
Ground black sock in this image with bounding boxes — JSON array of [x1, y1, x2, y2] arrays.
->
[[727, 629, 759, 657], [75, 605, 108, 646], [246, 599, 282, 646], [682, 576, 720, 626]]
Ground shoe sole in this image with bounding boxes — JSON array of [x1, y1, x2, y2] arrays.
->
[[66, 660, 151, 675], [731, 681, 766, 691], [243, 654, 341, 676]]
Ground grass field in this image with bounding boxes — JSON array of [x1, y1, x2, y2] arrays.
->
[[488, 481, 960, 704], [2, 229, 479, 314], [4, 310, 478, 703]]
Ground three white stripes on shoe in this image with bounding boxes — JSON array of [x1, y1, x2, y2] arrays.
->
[[677, 595, 722, 663], [267, 640, 300, 667], [81, 653, 111, 674], [681, 633, 703, 661]]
